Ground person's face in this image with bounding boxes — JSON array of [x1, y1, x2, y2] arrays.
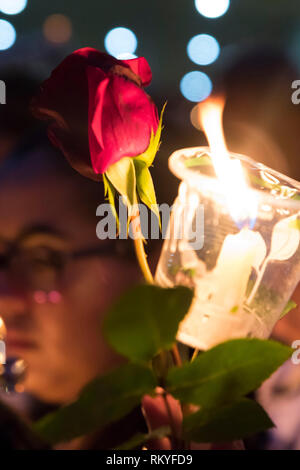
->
[[0, 162, 138, 403]]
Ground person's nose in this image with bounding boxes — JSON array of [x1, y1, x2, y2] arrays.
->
[[0, 271, 29, 327]]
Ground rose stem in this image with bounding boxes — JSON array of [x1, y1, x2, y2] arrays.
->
[[131, 211, 182, 366], [171, 344, 182, 366], [133, 235, 154, 284], [191, 348, 199, 362], [131, 210, 182, 447]]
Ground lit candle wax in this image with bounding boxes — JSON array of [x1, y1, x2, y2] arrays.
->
[[210, 228, 263, 312]]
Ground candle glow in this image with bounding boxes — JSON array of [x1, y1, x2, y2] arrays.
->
[[196, 96, 266, 314], [198, 96, 258, 228], [0, 317, 6, 340], [156, 98, 300, 350]]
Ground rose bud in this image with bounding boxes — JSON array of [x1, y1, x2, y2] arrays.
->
[[32, 48, 159, 181]]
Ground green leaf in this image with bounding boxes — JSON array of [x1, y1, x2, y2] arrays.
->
[[114, 425, 171, 450], [134, 103, 166, 168], [103, 173, 119, 229], [183, 398, 274, 443], [134, 160, 160, 225], [280, 299, 297, 319], [166, 338, 292, 409], [103, 284, 194, 363], [33, 363, 156, 445]]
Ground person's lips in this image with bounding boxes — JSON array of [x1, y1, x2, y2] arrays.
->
[[6, 332, 37, 353]]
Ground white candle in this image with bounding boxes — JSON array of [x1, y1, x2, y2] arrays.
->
[[211, 228, 263, 312]]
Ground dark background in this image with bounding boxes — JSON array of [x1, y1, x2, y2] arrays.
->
[[1, 0, 300, 201]]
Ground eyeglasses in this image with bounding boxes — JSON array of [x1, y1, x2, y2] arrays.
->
[[0, 238, 133, 294]]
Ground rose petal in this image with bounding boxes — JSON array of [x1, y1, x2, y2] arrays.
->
[[89, 74, 158, 174], [122, 57, 152, 87], [33, 48, 159, 179]]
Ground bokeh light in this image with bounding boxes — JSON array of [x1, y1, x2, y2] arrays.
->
[[48, 290, 62, 304], [0, 19, 16, 50], [116, 52, 137, 60], [194, 0, 230, 18], [187, 34, 220, 65], [104, 27, 137, 58], [190, 103, 202, 130], [0, 0, 27, 15], [33, 290, 47, 304], [43, 14, 72, 44], [11, 359, 26, 375], [180, 71, 212, 102]]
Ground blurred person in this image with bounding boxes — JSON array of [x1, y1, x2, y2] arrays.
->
[[0, 143, 154, 449], [220, 46, 300, 450], [0, 149, 139, 402], [0, 69, 140, 407], [0, 65, 175, 449], [223, 46, 300, 180], [0, 66, 146, 444]]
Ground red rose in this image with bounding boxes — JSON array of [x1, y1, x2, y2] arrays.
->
[[33, 48, 159, 180]]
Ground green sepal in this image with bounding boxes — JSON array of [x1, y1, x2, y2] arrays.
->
[[105, 157, 137, 208], [105, 157, 138, 235], [134, 102, 166, 168], [103, 173, 119, 230], [134, 160, 161, 227], [103, 104, 166, 234]]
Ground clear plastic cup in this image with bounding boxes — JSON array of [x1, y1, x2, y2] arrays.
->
[[155, 147, 300, 350]]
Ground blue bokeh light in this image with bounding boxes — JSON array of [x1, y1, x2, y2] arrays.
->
[[187, 34, 220, 65], [180, 71, 212, 102], [104, 27, 137, 58], [0, 0, 27, 15], [194, 0, 230, 19], [0, 19, 16, 50], [116, 52, 137, 60]]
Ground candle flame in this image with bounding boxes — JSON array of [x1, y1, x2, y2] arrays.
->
[[198, 96, 257, 228], [0, 316, 6, 339]]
